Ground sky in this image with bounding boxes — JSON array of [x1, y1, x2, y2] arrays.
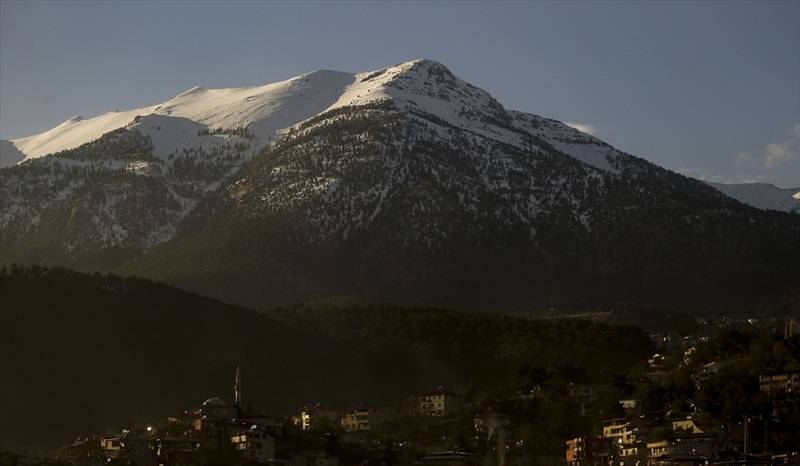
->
[[1, 1, 798, 187]]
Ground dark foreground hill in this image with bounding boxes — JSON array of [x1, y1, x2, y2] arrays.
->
[[1, 266, 652, 453]]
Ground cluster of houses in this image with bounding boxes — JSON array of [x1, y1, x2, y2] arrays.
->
[[565, 321, 800, 466], [290, 386, 465, 433], [566, 416, 719, 466], [13, 316, 800, 466], [54, 374, 505, 466]]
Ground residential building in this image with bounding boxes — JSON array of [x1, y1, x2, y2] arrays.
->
[[230, 426, 276, 462], [154, 437, 198, 466], [672, 419, 704, 434], [667, 433, 717, 458], [602, 419, 638, 444], [649, 354, 666, 369], [619, 399, 641, 416], [340, 408, 372, 432], [619, 441, 648, 466], [100, 430, 155, 465], [566, 437, 613, 466], [647, 441, 669, 464], [295, 406, 339, 431], [692, 362, 719, 388], [646, 434, 718, 466], [418, 388, 462, 417], [100, 437, 123, 459], [759, 371, 800, 397]]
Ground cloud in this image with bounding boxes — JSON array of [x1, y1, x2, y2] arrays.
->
[[677, 167, 769, 185], [764, 123, 800, 169], [679, 124, 800, 187], [722, 123, 800, 187], [565, 121, 597, 135], [677, 167, 725, 182]]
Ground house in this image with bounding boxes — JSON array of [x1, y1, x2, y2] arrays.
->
[[648, 441, 670, 464], [292, 405, 339, 431], [619, 399, 641, 416], [340, 408, 372, 432], [647, 434, 718, 466], [100, 437, 124, 459], [759, 371, 800, 397], [100, 430, 155, 465], [230, 426, 276, 462], [672, 419, 704, 434], [60, 437, 101, 462], [566, 437, 613, 466], [667, 433, 717, 458], [649, 354, 666, 369], [418, 388, 462, 417], [154, 437, 198, 466], [619, 441, 649, 466], [602, 418, 652, 460], [692, 362, 719, 388], [602, 418, 635, 444]]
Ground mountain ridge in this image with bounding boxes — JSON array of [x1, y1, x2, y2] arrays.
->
[[708, 181, 800, 214], [2, 59, 799, 311]]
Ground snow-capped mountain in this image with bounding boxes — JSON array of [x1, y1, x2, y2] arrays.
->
[[2, 59, 799, 310], [8, 69, 355, 161], [708, 182, 800, 214], [0, 60, 638, 257]]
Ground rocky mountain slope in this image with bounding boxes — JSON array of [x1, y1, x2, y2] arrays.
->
[[2, 60, 799, 310]]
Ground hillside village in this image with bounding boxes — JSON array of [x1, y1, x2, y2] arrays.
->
[[3, 314, 800, 466]]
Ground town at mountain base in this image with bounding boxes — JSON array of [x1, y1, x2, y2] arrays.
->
[[3, 266, 800, 465]]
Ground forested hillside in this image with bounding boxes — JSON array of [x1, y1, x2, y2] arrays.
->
[[1, 266, 652, 453]]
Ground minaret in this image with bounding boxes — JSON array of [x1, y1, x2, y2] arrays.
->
[[234, 364, 242, 410]]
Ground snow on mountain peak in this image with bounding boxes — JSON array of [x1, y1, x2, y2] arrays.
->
[[5, 59, 622, 175]]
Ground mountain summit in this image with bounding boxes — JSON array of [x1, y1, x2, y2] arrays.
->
[[1, 60, 799, 310]]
